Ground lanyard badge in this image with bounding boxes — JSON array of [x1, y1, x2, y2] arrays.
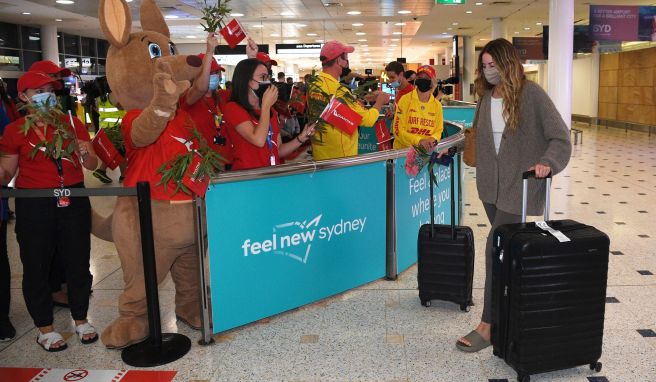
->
[[266, 124, 276, 166], [54, 158, 70, 208]]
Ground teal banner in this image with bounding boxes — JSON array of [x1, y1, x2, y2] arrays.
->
[[443, 107, 476, 129], [205, 162, 387, 333], [394, 156, 461, 273]]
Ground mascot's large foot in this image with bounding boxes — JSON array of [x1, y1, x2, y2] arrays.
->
[[176, 311, 201, 331], [101, 316, 148, 349]]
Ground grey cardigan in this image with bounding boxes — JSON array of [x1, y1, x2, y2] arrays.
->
[[475, 81, 572, 216]]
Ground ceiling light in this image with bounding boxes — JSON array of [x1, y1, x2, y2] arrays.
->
[[296, 24, 307, 27], [392, 32, 403, 35], [479, 38, 489, 41], [358, 39, 367, 42], [230, 13, 244, 17], [307, 33, 318, 36], [55, 18, 63, 21], [514, 31, 520, 34], [352, 23, 364, 27], [391, 38, 400, 41], [347, 11, 361, 15], [452, 22, 459, 26], [398, 10, 411, 14], [22, 12, 31, 15], [476, 2, 483, 5], [395, 22, 406, 26], [280, 11, 294, 16], [271, 33, 280, 37], [466, 11, 473, 14], [389, 44, 397, 47], [56, 0, 75, 4], [164, 15, 178, 19], [186, 35, 197, 39], [447, 27, 453, 30], [442, 32, 448, 35], [536, 22, 542, 25], [315, 39, 324, 43], [356, 32, 366, 36], [524, 27, 531, 30], [252, 24, 264, 28]]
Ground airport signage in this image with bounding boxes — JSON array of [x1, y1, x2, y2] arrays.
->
[[512, 37, 545, 60], [589, 5, 656, 42]]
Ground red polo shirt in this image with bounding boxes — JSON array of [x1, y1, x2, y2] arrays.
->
[[0, 115, 88, 188], [179, 94, 233, 165], [222, 101, 280, 171], [396, 83, 414, 101]]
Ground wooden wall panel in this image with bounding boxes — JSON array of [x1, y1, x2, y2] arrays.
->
[[600, 53, 619, 70], [599, 103, 617, 119], [599, 70, 618, 86], [619, 69, 638, 86], [598, 87, 618, 103]]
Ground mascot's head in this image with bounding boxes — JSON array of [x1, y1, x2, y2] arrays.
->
[[99, 0, 203, 110]]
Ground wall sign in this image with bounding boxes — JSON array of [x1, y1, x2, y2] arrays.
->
[[589, 5, 656, 42]]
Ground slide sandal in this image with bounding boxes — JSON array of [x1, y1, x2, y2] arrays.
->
[[456, 330, 491, 353], [36, 331, 68, 352]]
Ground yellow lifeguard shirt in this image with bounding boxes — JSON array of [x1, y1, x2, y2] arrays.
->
[[392, 89, 444, 149]]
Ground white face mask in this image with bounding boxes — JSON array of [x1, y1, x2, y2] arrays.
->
[[483, 67, 501, 85]]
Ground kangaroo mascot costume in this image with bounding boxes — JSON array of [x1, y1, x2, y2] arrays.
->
[[95, 0, 205, 349]]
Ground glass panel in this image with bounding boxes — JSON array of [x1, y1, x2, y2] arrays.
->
[[97, 39, 109, 58], [81, 37, 96, 57], [63, 34, 80, 55], [97, 59, 106, 75], [21, 26, 42, 51], [80, 56, 93, 75], [22, 51, 43, 71], [59, 54, 65, 68], [0, 48, 20, 71], [0, 22, 19, 49], [57, 33, 63, 53]]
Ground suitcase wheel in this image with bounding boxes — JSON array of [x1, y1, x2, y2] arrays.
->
[[589, 362, 602, 373], [517, 373, 530, 382], [421, 300, 431, 307], [460, 304, 470, 312]]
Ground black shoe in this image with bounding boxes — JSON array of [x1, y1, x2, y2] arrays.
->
[[0, 318, 16, 342]]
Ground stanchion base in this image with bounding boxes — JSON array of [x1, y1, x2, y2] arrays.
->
[[198, 337, 215, 346], [121, 333, 191, 367]]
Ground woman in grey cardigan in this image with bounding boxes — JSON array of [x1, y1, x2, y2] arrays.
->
[[456, 39, 572, 352]]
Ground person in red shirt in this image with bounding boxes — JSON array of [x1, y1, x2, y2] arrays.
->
[[223, 58, 315, 170], [179, 33, 234, 168], [385, 61, 414, 102], [0, 71, 99, 352], [217, 80, 231, 107]]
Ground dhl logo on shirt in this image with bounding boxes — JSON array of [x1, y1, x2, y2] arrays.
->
[[408, 128, 433, 136]]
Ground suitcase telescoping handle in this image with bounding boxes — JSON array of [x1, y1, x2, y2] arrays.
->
[[429, 155, 456, 240], [521, 170, 552, 223]]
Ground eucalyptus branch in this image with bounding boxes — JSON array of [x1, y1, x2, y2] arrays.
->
[[200, 0, 232, 32]]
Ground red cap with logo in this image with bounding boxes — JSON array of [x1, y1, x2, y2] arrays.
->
[[320, 40, 355, 62], [18, 71, 63, 92], [28, 60, 72, 77], [256, 52, 278, 66], [417, 65, 436, 80], [197, 53, 225, 72]]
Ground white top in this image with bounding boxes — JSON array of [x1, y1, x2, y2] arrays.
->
[[490, 97, 505, 155]]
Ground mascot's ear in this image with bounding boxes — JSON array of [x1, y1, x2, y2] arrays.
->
[[99, 0, 132, 48], [140, 0, 170, 38]]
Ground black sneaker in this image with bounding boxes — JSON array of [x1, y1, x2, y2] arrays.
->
[[0, 318, 16, 342], [93, 169, 112, 184]]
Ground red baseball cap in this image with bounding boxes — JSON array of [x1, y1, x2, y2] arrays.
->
[[417, 65, 436, 80], [197, 53, 225, 73], [320, 40, 354, 62], [18, 71, 63, 92], [256, 52, 278, 66], [28, 60, 72, 77]]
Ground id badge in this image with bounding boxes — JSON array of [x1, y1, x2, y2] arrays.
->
[[270, 155, 276, 166], [57, 196, 70, 208], [213, 114, 222, 128]]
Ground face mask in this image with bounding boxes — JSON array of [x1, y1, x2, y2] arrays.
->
[[253, 80, 271, 100], [389, 81, 400, 89], [483, 67, 501, 85], [415, 78, 432, 93], [31, 92, 57, 110], [208, 74, 220, 91]]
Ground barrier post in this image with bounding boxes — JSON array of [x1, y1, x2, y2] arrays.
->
[[385, 159, 398, 280], [193, 195, 214, 345], [121, 181, 192, 367]]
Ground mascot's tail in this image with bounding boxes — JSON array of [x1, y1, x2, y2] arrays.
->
[[91, 209, 114, 242]]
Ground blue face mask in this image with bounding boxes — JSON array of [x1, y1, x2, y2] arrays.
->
[[389, 81, 400, 89], [31, 92, 57, 110], [208, 74, 220, 91]]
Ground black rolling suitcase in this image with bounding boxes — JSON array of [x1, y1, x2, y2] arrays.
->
[[491, 171, 609, 382], [417, 155, 474, 311]]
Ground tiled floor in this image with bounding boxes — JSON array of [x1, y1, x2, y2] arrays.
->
[[1, 122, 655, 381]]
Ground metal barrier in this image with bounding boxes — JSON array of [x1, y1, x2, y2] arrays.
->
[[0, 182, 191, 367], [196, 121, 465, 344]]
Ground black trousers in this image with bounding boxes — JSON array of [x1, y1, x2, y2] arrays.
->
[[0, 218, 9, 319], [15, 190, 92, 327]]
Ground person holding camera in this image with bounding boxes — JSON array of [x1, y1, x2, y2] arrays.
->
[[0, 71, 99, 352], [223, 58, 315, 170], [392, 65, 444, 150]]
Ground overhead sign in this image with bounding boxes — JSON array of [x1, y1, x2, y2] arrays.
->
[[589, 5, 656, 42], [436, 0, 465, 4], [275, 43, 323, 56], [512, 37, 545, 60]]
